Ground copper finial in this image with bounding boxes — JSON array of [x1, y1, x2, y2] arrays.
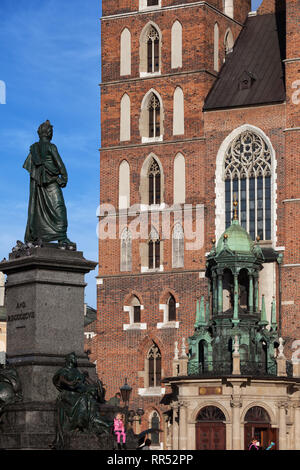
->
[[233, 193, 238, 221], [256, 235, 260, 242]]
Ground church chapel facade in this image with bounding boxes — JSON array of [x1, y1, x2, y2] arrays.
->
[[95, 0, 300, 449]]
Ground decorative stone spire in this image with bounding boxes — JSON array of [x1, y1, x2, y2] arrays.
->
[[194, 299, 200, 329], [205, 300, 210, 323], [194, 296, 206, 328], [278, 337, 285, 358], [174, 341, 179, 360], [181, 338, 188, 358], [259, 294, 269, 327], [271, 297, 277, 330], [233, 335, 239, 354]]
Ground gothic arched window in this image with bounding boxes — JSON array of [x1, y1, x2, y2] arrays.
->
[[147, 343, 161, 387], [171, 21, 182, 69], [224, 28, 234, 54], [224, 130, 272, 241], [172, 223, 184, 268], [120, 228, 132, 272], [148, 93, 161, 138], [148, 226, 160, 269], [214, 23, 219, 72], [148, 158, 161, 205], [147, 26, 160, 73], [140, 91, 163, 141], [120, 28, 131, 76], [131, 295, 141, 323], [168, 294, 176, 321]]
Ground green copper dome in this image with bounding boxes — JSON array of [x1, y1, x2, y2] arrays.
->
[[216, 219, 254, 254]]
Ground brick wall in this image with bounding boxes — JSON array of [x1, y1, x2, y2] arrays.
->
[[92, 0, 300, 444]]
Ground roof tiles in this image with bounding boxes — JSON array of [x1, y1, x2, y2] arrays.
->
[[204, 13, 286, 111]]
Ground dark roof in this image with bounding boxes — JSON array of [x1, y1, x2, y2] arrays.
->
[[204, 13, 286, 111], [84, 305, 97, 327]]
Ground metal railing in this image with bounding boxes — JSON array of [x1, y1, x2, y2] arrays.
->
[[188, 360, 280, 377]]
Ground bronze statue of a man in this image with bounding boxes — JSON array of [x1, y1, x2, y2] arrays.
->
[[23, 120, 75, 248]]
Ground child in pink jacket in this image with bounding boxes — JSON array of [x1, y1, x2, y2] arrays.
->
[[114, 413, 126, 449]]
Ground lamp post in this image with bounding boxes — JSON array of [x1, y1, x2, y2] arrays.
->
[[120, 377, 132, 406], [120, 378, 144, 436]]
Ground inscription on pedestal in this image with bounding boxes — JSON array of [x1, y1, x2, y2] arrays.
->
[[7, 302, 35, 326]]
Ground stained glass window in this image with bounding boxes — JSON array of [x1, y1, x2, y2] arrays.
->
[[224, 131, 272, 240]]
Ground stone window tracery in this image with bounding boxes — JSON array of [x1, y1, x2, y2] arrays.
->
[[147, 27, 160, 74], [224, 130, 272, 240], [147, 343, 162, 387], [148, 158, 161, 205], [148, 94, 161, 138], [148, 226, 160, 269]]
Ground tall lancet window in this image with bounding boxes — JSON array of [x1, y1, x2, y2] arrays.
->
[[224, 131, 272, 240], [147, 343, 161, 387], [147, 26, 160, 73], [121, 228, 132, 272], [148, 158, 161, 205], [148, 93, 161, 138], [172, 223, 184, 268], [148, 226, 160, 269]]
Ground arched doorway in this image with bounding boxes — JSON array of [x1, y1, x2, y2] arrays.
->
[[195, 406, 226, 450], [244, 406, 278, 450]]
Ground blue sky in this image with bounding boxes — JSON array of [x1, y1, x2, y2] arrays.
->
[[0, 0, 262, 308]]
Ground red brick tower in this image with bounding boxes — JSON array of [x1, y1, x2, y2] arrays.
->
[[280, 0, 300, 343], [98, 0, 251, 445]]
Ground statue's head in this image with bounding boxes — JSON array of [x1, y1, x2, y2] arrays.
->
[[37, 120, 53, 141], [65, 352, 77, 368]]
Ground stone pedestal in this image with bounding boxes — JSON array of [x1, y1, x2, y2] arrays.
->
[[0, 245, 97, 449]]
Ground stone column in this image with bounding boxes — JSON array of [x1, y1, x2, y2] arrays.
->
[[171, 403, 179, 450], [254, 274, 259, 312], [212, 273, 217, 315], [248, 275, 253, 314], [231, 398, 242, 450], [278, 401, 288, 450], [217, 273, 223, 314], [233, 274, 239, 324], [178, 401, 188, 450]]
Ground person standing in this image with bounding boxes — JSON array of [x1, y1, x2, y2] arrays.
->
[[248, 439, 259, 450], [114, 413, 126, 450]]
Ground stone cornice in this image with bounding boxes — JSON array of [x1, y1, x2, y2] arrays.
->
[[101, 1, 243, 28]]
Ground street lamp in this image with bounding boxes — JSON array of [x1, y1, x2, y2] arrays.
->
[[120, 378, 144, 426], [120, 377, 132, 406]]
